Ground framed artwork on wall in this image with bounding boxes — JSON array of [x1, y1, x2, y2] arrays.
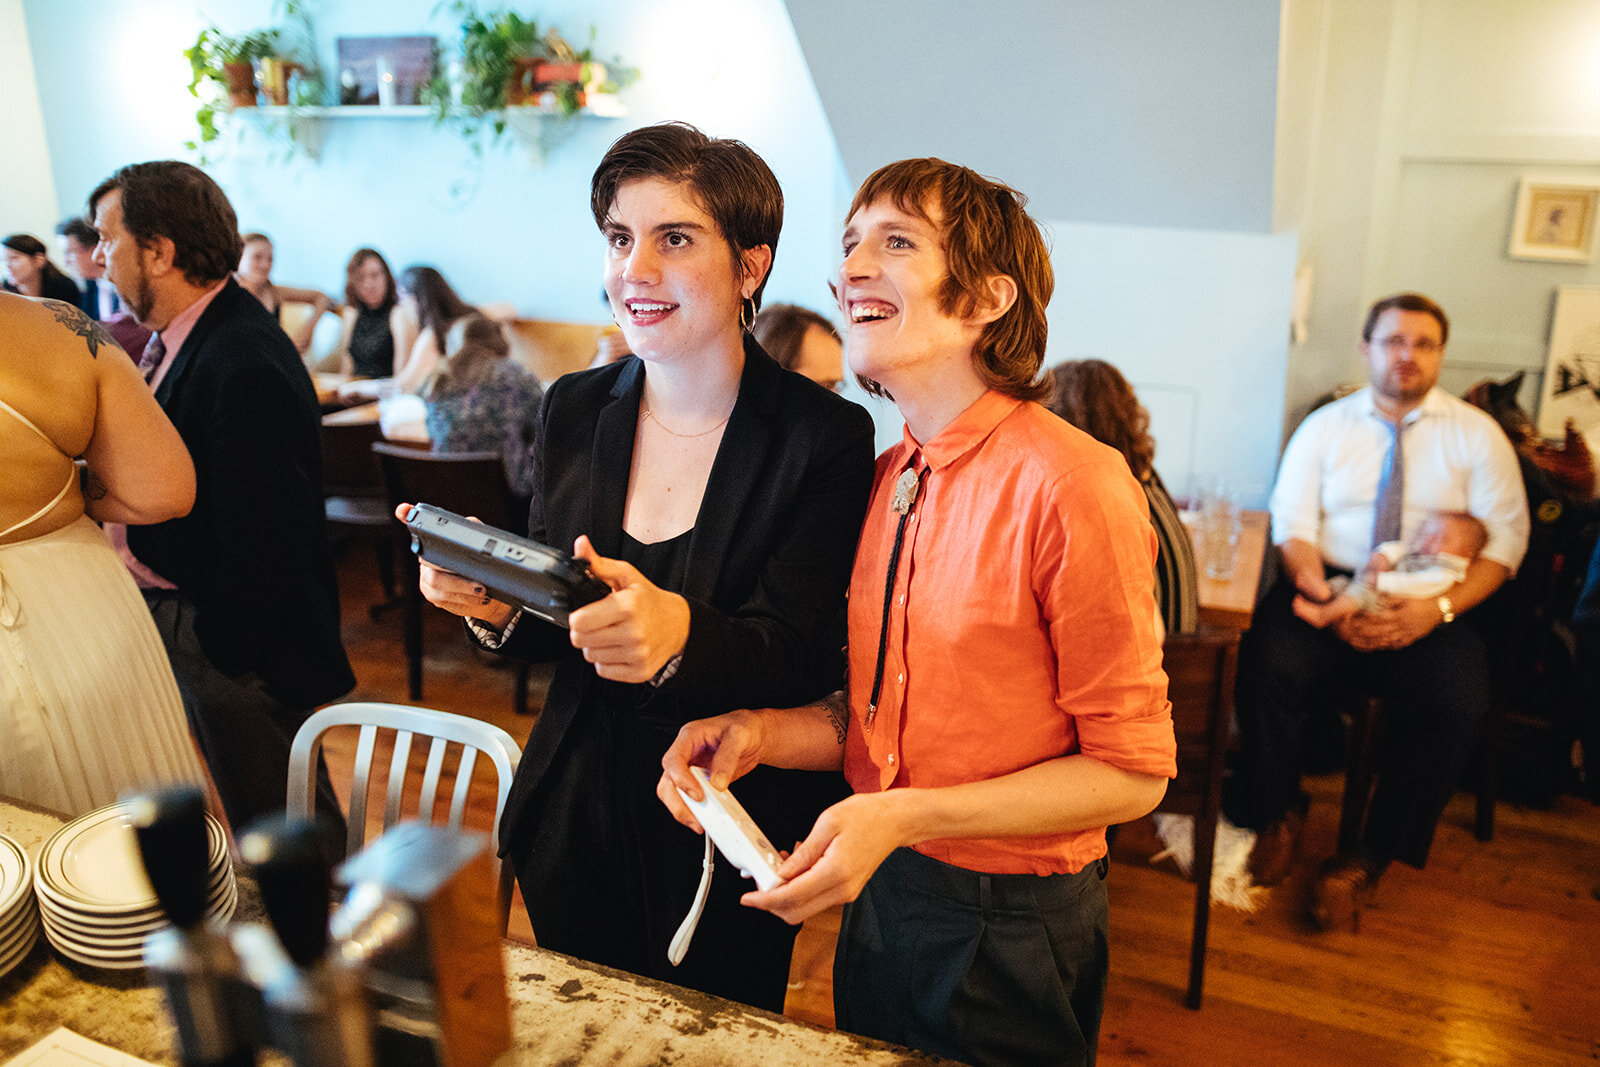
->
[[336, 36, 436, 106], [1508, 177, 1600, 263], [1535, 286, 1600, 450]]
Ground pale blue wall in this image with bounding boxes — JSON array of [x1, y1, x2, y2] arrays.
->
[[21, 0, 845, 323], [20, 0, 1293, 501]]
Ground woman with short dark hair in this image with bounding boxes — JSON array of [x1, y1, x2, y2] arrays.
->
[[752, 303, 844, 392], [2, 234, 81, 304], [413, 122, 874, 1010]]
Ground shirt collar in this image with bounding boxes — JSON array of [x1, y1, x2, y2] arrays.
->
[[157, 278, 229, 358], [1354, 384, 1446, 426], [898, 389, 1022, 472]]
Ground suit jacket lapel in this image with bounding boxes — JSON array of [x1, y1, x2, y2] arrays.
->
[[155, 279, 240, 406], [588, 358, 643, 559], [682, 339, 776, 602]]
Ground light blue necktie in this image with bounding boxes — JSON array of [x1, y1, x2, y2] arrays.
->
[[1371, 418, 1405, 547]]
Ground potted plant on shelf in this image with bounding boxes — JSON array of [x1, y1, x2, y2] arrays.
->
[[426, 1, 636, 146], [184, 26, 280, 148]]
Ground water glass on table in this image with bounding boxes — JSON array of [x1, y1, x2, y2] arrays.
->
[[1200, 483, 1241, 580]]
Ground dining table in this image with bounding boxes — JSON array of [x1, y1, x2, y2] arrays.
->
[[1180, 507, 1272, 631], [0, 797, 951, 1066]]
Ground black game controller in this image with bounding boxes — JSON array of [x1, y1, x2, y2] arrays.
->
[[402, 503, 611, 627]]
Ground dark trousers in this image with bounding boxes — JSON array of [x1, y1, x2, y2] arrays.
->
[[1222, 576, 1487, 868], [835, 846, 1110, 1067], [145, 591, 344, 839]]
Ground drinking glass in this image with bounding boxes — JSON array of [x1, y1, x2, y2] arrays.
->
[[1200, 482, 1241, 581]]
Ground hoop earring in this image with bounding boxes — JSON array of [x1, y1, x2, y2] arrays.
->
[[739, 296, 756, 333]]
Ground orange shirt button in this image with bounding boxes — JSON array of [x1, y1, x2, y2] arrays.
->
[[887, 754, 896, 765]]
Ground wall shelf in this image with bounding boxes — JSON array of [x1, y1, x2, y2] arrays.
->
[[228, 95, 627, 162]]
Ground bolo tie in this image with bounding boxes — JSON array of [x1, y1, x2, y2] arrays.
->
[[865, 463, 926, 731]]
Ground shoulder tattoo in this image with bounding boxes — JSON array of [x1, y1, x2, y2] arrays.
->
[[43, 299, 117, 359]]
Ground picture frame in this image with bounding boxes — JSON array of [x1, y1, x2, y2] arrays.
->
[[336, 36, 436, 107], [1535, 285, 1600, 447], [1507, 177, 1600, 263]]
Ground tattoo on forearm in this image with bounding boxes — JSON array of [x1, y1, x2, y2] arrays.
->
[[44, 299, 116, 359], [823, 691, 848, 746], [81, 468, 108, 500]]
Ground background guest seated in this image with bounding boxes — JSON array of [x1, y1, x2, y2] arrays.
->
[[421, 312, 543, 499], [751, 302, 845, 392], [334, 247, 411, 379], [3, 233, 81, 303], [234, 232, 335, 355], [392, 264, 479, 394], [53, 217, 153, 356], [1046, 358, 1199, 635]]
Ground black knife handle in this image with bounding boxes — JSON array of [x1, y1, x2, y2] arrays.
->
[[127, 786, 210, 930], [240, 815, 332, 968]]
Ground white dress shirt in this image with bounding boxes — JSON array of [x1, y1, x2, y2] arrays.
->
[[1270, 386, 1529, 573]]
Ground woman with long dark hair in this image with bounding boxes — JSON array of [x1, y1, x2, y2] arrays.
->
[[3, 234, 80, 303], [393, 264, 476, 392], [410, 122, 875, 1010]]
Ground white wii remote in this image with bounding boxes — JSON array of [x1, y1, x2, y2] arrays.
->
[[677, 766, 785, 891]]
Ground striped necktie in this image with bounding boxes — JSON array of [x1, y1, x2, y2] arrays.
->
[[138, 332, 166, 384], [1371, 418, 1406, 547]]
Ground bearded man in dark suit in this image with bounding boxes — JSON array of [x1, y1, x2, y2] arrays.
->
[[88, 161, 353, 832]]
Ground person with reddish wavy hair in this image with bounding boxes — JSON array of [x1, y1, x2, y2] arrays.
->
[[844, 157, 1055, 403], [1047, 358, 1199, 635], [662, 158, 1174, 1066]]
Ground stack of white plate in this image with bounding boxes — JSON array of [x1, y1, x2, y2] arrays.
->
[[33, 801, 235, 970], [0, 832, 40, 977]]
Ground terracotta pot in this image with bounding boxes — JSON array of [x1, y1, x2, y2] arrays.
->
[[506, 57, 541, 106], [532, 60, 584, 86], [224, 61, 257, 108]]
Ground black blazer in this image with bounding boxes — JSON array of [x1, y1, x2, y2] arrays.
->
[[496, 341, 876, 851], [129, 279, 353, 709]]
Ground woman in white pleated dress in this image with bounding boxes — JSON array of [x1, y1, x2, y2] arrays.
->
[[0, 291, 205, 815]]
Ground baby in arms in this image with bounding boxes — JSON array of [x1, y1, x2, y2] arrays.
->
[[1294, 510, 1487, 629]]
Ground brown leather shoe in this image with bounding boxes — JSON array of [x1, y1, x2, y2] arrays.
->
[[1310, 854, 1376, 932], [1247, 809, 1304, 887]]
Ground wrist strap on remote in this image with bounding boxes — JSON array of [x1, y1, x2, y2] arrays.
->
[[667, 835, 716, 966]]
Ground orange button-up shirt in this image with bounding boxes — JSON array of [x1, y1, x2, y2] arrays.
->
[[843, 391, 1176, 875]]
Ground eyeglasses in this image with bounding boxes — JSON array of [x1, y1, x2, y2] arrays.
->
[[1373, 336, 1443, 355]]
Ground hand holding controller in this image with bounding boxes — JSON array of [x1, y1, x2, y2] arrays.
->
[[676, 766, 785, 891]]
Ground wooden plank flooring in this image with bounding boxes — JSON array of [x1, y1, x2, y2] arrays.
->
[[325, 541, 1600, 1065]]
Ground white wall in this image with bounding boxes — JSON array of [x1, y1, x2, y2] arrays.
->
[[0, 0, 59, 246], [1044, 221, 1298, 504], [1279, 0, 1600, 431]]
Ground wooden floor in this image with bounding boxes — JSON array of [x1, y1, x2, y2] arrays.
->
[[325, 542, 1600, 1065]]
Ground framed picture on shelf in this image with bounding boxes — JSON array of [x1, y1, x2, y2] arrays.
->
[[1508, 177, 1600, 263], [1535, 286, 1600, 453], [336, 36, 435, 106]]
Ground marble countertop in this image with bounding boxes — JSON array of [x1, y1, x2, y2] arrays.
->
[[0, 799, 952, 1066]]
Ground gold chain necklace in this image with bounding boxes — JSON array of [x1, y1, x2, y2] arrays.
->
[[640, 405, 732, 439]]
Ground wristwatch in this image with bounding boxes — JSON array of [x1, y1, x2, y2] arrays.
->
[[1436, 595, 1455, 624]]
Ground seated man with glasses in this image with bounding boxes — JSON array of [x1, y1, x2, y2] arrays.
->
[[1222, 292, 1528, 930]]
